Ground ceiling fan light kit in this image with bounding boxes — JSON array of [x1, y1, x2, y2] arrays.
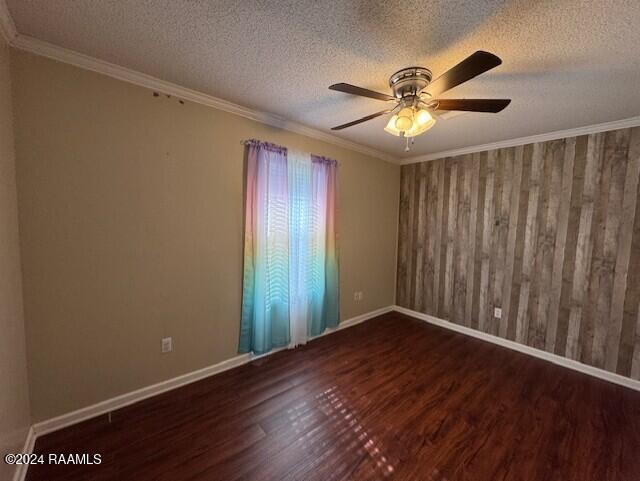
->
[[384, 106, 436, 137], [329, 51, 511, 151]]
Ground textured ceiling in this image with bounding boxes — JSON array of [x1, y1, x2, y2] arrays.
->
[[7, 0, 640, 158]]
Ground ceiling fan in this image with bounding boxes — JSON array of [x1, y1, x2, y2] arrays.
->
[[328, 51, 510, 145]]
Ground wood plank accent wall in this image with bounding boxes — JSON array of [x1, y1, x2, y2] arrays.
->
[[397, 126, 640, 379]]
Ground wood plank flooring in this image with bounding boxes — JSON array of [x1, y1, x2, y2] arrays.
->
[[26, 312, 640, 481]]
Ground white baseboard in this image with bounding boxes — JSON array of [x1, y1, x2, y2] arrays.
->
[[11, 427, 35, 481], [315, 305, 393, 337], [393, 305, 640, 392], [32, 354, 251, 437], [31, 306, 393, 438]]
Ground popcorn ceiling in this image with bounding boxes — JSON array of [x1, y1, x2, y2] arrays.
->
[[8, 0, 640, 157]]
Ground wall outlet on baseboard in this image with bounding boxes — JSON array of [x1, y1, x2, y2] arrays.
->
[[354, 291, 364, 302], [161, 337, 173, 353], [494, 307, 502, 319]]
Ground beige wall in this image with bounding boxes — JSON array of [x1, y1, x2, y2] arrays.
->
[[11, 50, 400, 421], [397, 130, 640, 380], [0, 38, 31, 480]]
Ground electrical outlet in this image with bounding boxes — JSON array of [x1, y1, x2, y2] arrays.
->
[[353, 291, 364, 302], [494, 307, 502, 319], [161, 337, 173, 353]]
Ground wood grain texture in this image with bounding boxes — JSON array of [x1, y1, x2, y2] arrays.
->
[[545, 138, 576, 352], [531, 141, 561, 349], [500, 146, 524, 338], [471, 152, 487, 330], [571, 132, 606, 363], [453, 157, 471, 325], [397, 127, 640, 380], [623, 128, 640, 379], [516, 142, 544, 344], [492, 149, 511, 336], [634, 307, 640, 379], [406, 163, 418, 309], [432, 159, 445, 315], [437, 161, 451, 318], [26, 312, 640, 481], [424, 162, 437, 315], [464, 155, 481, 327], [443, 160, 458, 318], [478, 150, 496, 333], [413, 163, 428, 311], [556, 136, 588, 357], [606, 129, 639, 371]]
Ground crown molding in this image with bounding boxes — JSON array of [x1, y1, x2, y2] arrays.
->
[[402, 115, 640, 164], [6, 5, 640, 167], [0, 0, 16, 44], [8, 33, 399, 164]]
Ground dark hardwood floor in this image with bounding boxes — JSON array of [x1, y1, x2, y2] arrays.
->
[[26, 312, 640, 481]]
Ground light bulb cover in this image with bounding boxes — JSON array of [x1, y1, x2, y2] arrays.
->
[[384, 108, 437, 137], [394, 107, 414, 131], [415, 109, 433, 126], [395, 116, 413, 131], [384, 115, 401, 136], [404, 116, 436, 137]]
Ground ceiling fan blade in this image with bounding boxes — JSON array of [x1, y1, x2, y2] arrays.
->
[[435, 99, 511, 113], [331, 109, 394, 130], [427, 51, 502, 97], [329, 83, 396, 102]]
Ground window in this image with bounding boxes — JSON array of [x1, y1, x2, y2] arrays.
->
[[239, 140, 339, 354]]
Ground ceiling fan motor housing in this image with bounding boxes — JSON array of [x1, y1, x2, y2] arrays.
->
[[389, 67, 432, 99]]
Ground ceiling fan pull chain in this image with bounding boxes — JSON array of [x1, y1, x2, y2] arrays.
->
[[405, 136, 410, 153]]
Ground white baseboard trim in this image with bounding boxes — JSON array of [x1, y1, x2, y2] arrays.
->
[[315, 305, 394, 337], [393, 305, 640, 392], [11, 427, 36, 481], [31, 306, 393, 438], [32, 354, 252, 437]]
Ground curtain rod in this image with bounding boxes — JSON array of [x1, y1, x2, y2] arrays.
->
[[239, 139, 282, 146], [239, 139, 338, 164]]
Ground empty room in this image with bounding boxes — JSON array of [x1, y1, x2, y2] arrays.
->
[[1, 1, 639, 480]]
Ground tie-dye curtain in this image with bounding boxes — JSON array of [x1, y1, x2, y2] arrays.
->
[[239, 141, 290, 353], [239, 141, 339, 354], [309, 155, 339, 336]]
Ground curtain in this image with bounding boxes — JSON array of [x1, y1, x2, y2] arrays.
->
[[239, 141, 290, 354], [239, 141, 339, 354], [309, 155, 339, 336], [288, 150, 313, 347]]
